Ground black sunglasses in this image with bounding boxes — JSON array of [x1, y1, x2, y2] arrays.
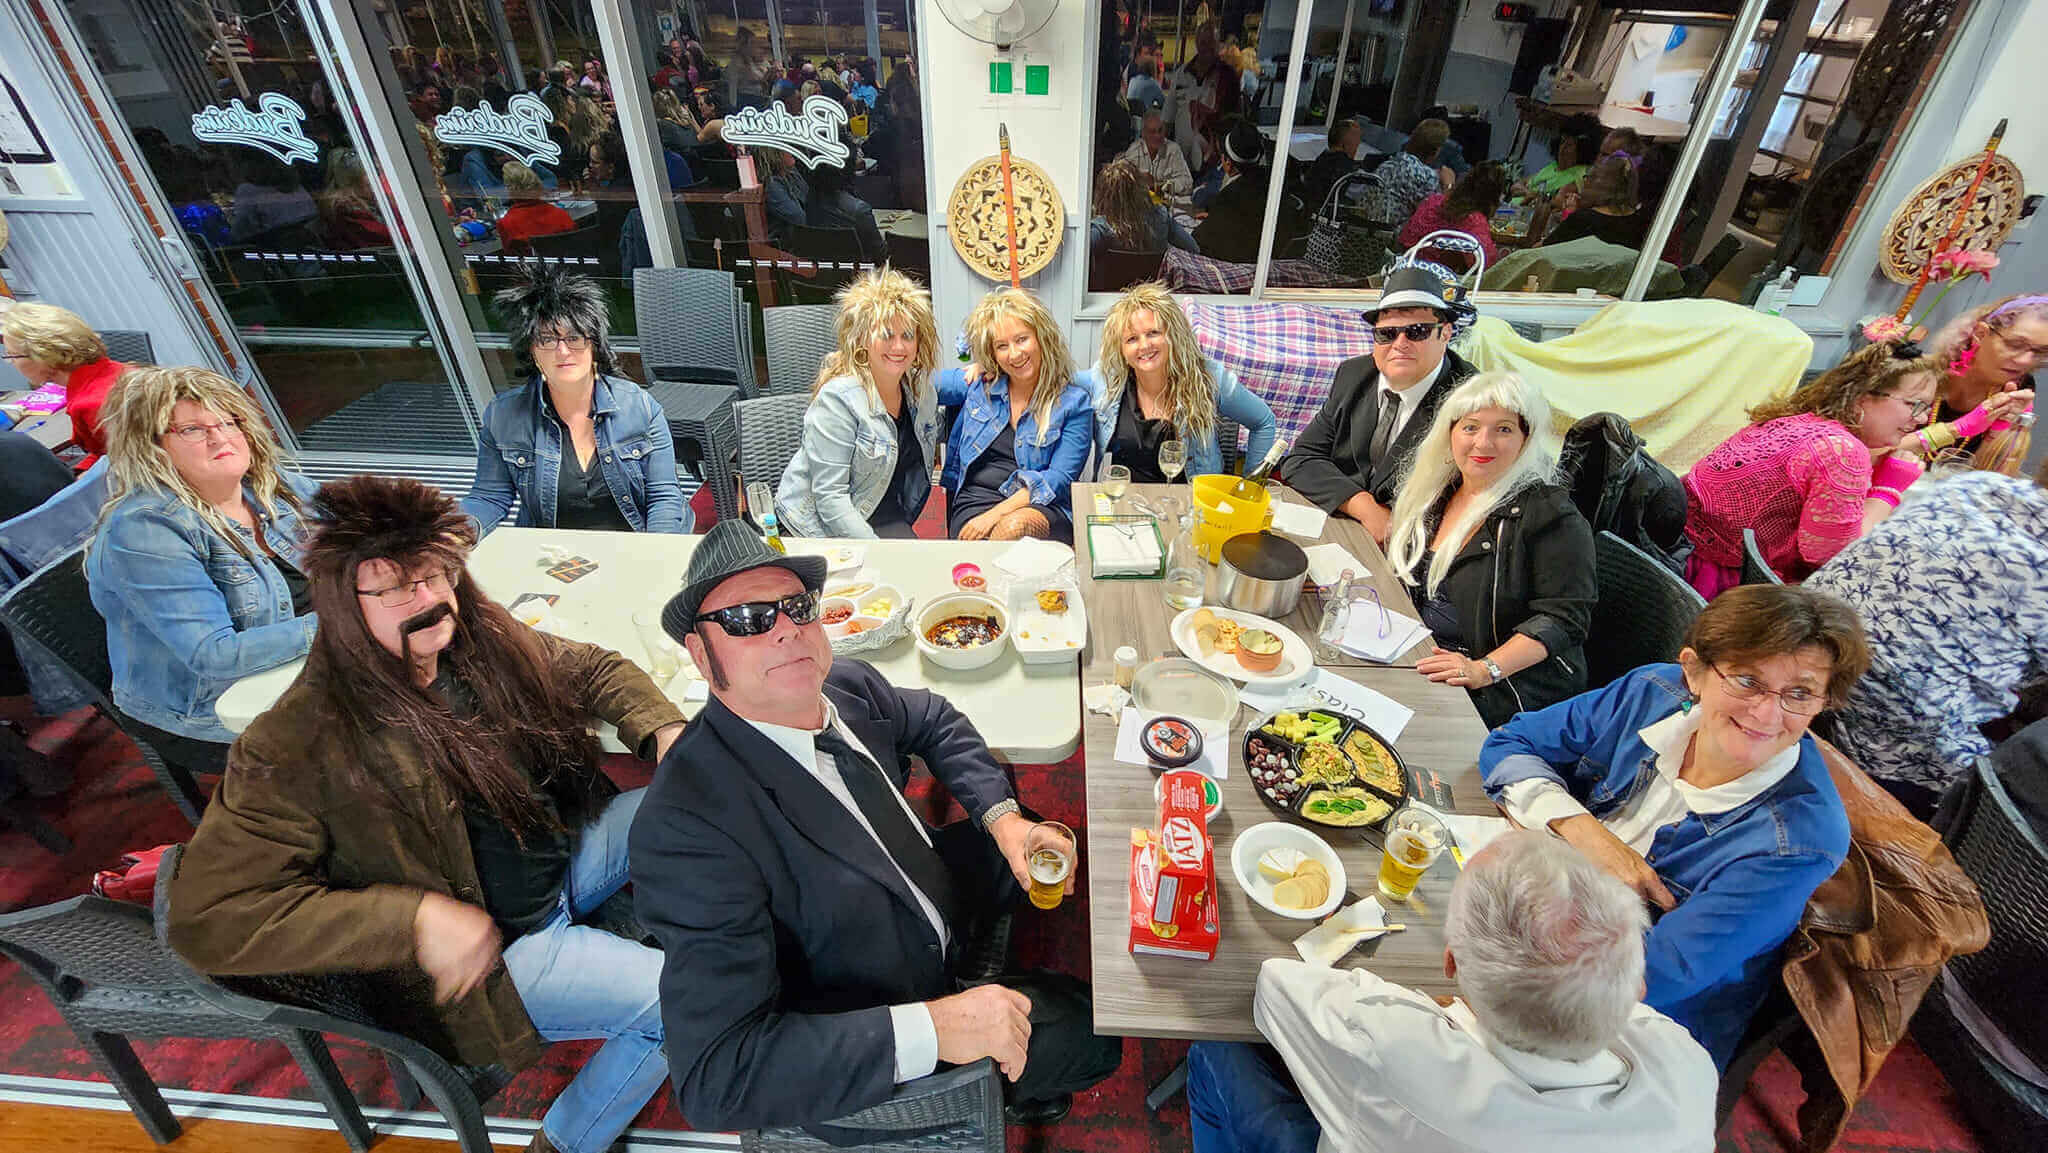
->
[[695, 589, 819, 637], [1372, 321, 1444, 345]]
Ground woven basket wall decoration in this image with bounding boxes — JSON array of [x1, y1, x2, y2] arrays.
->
[[1879, 153, 2025, 285], [946, 152, 1064, 282]]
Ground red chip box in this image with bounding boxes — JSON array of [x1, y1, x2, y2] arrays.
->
[[1127, 769, 1220, 960]]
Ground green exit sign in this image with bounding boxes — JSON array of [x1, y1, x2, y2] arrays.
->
[[1025, 64, 1049, 94], [989, 60, 1050, 95], [990, 61, 1012, 93]]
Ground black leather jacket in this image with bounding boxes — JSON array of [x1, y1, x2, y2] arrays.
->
[[1560, 412, 1691, 574]]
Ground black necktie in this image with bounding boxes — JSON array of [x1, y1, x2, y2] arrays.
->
[[1368, 388, 1403, 474], [816, 727, 957, 933]]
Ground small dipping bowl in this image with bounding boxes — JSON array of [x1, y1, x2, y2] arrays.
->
[[819, 596, 858, 639], [952, 563, 986, 592], [1141, 714, 1204, 768]]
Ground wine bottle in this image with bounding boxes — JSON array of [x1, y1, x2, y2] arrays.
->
[[746, 480, 788, 554], [1231, 439, 1289, 500]]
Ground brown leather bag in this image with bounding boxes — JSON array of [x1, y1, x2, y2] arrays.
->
[[1771, 741, 1990, 1150]]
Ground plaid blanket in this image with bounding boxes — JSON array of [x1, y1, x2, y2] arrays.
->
[[1184, 300, 1377, 447], [1159, 248, 1364, 294]]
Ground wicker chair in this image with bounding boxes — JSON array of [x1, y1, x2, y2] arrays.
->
[[742, 1060, 1003, 1152], [732, 394, 812, 509], [763, 305, 841, 398], [0, 547, 207, 824], [646, 381, 742, 523], [1739, 528, 1782, 587], [634, 267, 755, 393], [1587, 530, 1707, 690], [1213, 415, 1244, 476], [99, 331, 156, 366]]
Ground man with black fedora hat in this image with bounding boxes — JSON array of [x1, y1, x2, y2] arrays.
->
[[1279, 261, 1480, 542], [1192, 115, 1280, 263], [629, 519, 1122, 1137]]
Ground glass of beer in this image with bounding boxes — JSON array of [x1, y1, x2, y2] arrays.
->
[[1024, 820, 1076, 911], [1377, 806, 1449, 902]]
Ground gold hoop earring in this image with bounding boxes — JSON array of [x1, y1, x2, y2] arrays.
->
[[852, 347, 870, 367]]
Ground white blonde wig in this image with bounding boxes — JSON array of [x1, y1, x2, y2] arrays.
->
[[1385, 370, 1560, 596]]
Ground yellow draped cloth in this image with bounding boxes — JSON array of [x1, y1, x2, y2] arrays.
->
[[1461, 300, 1814, 473]]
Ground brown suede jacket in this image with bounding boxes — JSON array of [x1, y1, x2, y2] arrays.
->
[[167, 633, 685, 1071]]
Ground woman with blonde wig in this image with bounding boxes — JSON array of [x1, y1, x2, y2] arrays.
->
[[777, 267, 943, 538], [1385, 371, 1595, 727], [2, 301, 133, 457], [937, 288, 1094, 541], [86, 366, 318, 777], [1081, 282, 1276, 481]]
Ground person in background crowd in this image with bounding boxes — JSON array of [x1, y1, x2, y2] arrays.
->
[[1398, 161, 1507, 264], [652, 40, 690, 92], [1385, 372, 1595, 728], [1191, 119, 1271, 263], [805, 158, 888, 265], [1, 302, 132, 457], [463, 269, 688, 536], [685, 40, 717, 89], [1919, 294, 2041, 470], [1520, 133, 1589, 203], [726, 25, 766, 109], [778, 268, 942, 540], [1089, 159, 1198, 260], [1120, 110, 1195, 216], [169, 476, 686, 1153], [228, 153, 318, 243], [1185, 830, 1716, 1153], [936, 289, 1093, 542], [1300, 117, 1362, 217], [1280, 264, 1479, 542], [1598, 126, 1644, 168], [1181, 22, 1239, 155], [1080, 282, 1276, 482], [86, 366, 318, 777], [1482, 585, 1865, 1069], [494, 162, 576, 251], [316, 147, 392, 249], [1545, 155, 1651, 251], [1681, 341, 1939, 597], [1370, 118, 1451, 227], [760, 147, 811, 242], [1419, 105, 1470, 177], [578, 58, 612, 101], [1805, 464, 2048, 817], [649, 89, 710, 157], [1126, 30, 1166, 116], [408, 81, 445, 121]]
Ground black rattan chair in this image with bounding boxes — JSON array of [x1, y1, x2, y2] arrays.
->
[[1213, 416, 1244, 476], [1587, 530, 1707, 690], [1739, 528, 1782, 587], [742, 1059, 1003, 1152], [0, 547, 207, 824], [731, 394, 812, 510]]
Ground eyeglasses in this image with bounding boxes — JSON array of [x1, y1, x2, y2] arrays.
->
[[1712, 665, 1826, 716], [1, 352, 26, 362], [695, 589, 819, 637], [533, 332, 594, 351], [165, 417, 247, 443], [1877, 392, 1933, 421], [356, 568, 456, 608], [1993, 330, 2048, 360], [1371, 322, 1444, 346]]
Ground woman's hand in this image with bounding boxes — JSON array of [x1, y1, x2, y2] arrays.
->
[[1416, 645, 1492, 688], [959, 509, 1003, 541], [960, 362, 987, 387], [1552, 814, 1677, 911], [1983, 386, 2035, 425]]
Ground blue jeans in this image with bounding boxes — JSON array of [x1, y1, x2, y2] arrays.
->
[[502, 788, 667, 1153], [1185, 1042, 1321, 1153]]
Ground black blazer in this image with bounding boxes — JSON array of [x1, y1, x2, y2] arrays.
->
[[628, 659, 1015, 1131], [1192, 166, 1274, 264], [1404, 480, 1596, 728], [1280, 349, 1477, 512]]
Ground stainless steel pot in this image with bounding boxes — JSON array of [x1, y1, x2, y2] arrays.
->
[[1212, 531, 1308, 618]]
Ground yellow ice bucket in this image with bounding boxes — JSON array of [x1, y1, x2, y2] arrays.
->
[[1190, 474, 1272, 563]]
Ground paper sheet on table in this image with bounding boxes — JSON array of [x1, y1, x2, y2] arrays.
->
[[994, 538, 1072, 579], [1304, 542, 1369, 587], [1337, 609, 1431, 663], [1238, 668, 1414, 742], [1268, 501, 1329, 539], [1294, 897, 1390, 966], [1089, 522, 1163, 576], [681, 677, 710, 702], [1416, 801, 1511, 866], [1115, 707, 1229, 779]]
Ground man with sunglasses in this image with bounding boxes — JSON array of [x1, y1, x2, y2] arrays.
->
[[1279, 264, 1478, 543], [631, 520, 1122, 1138]]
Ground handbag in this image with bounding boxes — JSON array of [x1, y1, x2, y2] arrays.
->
[[92, 844, 177, 905], [1304, 171, 1390, 281]]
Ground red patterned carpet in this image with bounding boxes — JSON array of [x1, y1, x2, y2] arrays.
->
[[0, 698, 1991, 1153]]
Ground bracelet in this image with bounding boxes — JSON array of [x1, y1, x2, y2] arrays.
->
[[980, 798, 1021, 830], [1869, 486, 1906, 509]]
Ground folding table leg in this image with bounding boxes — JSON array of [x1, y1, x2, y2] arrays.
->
[[1145, 1057, 1189, 1112]]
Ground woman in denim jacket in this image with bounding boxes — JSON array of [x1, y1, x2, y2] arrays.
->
[[778, 268, 942, 538], [463, 269, 689, 536], [1479, 585, 1865, 1069], [1078, 283, 1276, 481], [86, 366, 320, 778], [936, 289, 1093, 542]]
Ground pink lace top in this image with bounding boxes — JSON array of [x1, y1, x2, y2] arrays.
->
[[1683, 413, 1874, 580]]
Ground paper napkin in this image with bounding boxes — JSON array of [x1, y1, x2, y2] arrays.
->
[[1268, 501, 1329, 539], [1089, 521, 1162, 577], [1304, 542, 1369, 588], [1294, 897, 1392, 966]]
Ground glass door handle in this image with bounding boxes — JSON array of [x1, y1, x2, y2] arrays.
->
[[156, 234, 201, 281]]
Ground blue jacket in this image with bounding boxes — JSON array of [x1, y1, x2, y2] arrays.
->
[[935, 367, 1093, 519], [777, 374, 942, 539], [85, 472, 322, 742], [463, 373, 690, 535], [1479, 663, 1849, 1069], [1076, 358, 1278, 479]]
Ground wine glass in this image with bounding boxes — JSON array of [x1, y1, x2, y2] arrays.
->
[[1103, 464, 1131, 506], [1158, 440, 1186, 484]]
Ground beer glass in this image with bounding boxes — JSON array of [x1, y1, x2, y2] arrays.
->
[[634, 609, 682, 685], [1024, 820, 1077, 911], [1377, 806, 1449, 902]]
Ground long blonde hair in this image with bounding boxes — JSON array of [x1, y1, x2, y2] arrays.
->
[[1096, 282, 1216, 441], [965, 288, 1073, 446], [0, 302, 106, 371], [1386, 371, 1561, 597], [97, 365, 298, 561], [816, 266, 939, 412]]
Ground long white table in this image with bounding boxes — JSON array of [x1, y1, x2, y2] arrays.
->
[[213, 527, 1084, 763]]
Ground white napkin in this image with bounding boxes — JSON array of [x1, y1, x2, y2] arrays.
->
[[1268, 501, 1329, 539], [680, 677, 710, 703], [1336, 608, 1432, 663], [1238, 668, 1415, 742], [1294, 897, 1392, 966], [1115, 707, 1229, 779], [1084, 683, 1132, 717], [1414, 802, 1512, 866], [1304, 543, 1369, 588], [1089, 521, 1162, 576], [995, 538, 1073, 579]]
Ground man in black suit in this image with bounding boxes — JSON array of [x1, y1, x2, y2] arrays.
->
[[630, 520, 1121, 1138], [1277, 264, 1479, 543]]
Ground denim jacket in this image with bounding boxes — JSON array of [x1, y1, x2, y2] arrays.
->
[[935, 368, 1094, 517], [777, 374, 942, 539], [463, 373, 690, 535], [85, 472, 322, 742], [1076, 357, 1279, 479], [0, 460, 111, 714], [1479, 663, 1849, 1068]]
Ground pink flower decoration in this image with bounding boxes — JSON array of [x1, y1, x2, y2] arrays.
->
[[1930, 248, 1999, 281], [1861, 316, 1909, 343]]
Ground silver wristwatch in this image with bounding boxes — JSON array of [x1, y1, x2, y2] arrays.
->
[[1481, 657, 1505, 684], [980, 798, 1021, 829]]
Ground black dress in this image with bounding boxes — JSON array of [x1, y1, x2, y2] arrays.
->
[[556, 445, 636, 532], [867, 402, 927, 539], [947, 421, 1020, 538], [1106, 390, 1177, 485]]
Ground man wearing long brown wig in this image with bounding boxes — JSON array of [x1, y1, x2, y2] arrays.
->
[[169, 476, 686, 1153]]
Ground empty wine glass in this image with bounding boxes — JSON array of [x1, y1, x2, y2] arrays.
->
[[1158, 440, 1186, 483]]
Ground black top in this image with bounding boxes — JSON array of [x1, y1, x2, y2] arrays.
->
[[1108, 390, 1176, 484], [1411, 548, 1466, 652], [434, 668, 572, 941], [0, 430, 72, 522], [947, 419, 1020, 536], [1547, 206, 1654, 251], [273, 556, 314, 617], [869, 400, 926, 531], [556, 443, 636, 532]]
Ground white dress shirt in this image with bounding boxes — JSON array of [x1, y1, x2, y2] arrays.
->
[[1500, 707, 1802, 853], [743, 699, 946, 1083], [1254, 958, 1717, 1153], [1373, 356, 1447, 450]]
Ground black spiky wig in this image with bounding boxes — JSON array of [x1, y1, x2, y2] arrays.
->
[[493, 264, 620, 379]]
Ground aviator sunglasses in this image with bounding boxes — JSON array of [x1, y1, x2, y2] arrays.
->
[[695, 589, 820, 636]]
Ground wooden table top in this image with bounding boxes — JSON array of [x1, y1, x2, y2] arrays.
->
[[1073, 482, 1493, 1042]]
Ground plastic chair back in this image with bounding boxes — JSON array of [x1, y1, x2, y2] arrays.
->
[[763, 306, 840, 397], [0, 547, 112, 697], [1940, 757, 2048, 1072], [634, 266, 752, 391], [733, 394, 811, 507], [1740, 528, 1782, 586], [99, 332, 156, 366], [1588, 530, 1705, 689]]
